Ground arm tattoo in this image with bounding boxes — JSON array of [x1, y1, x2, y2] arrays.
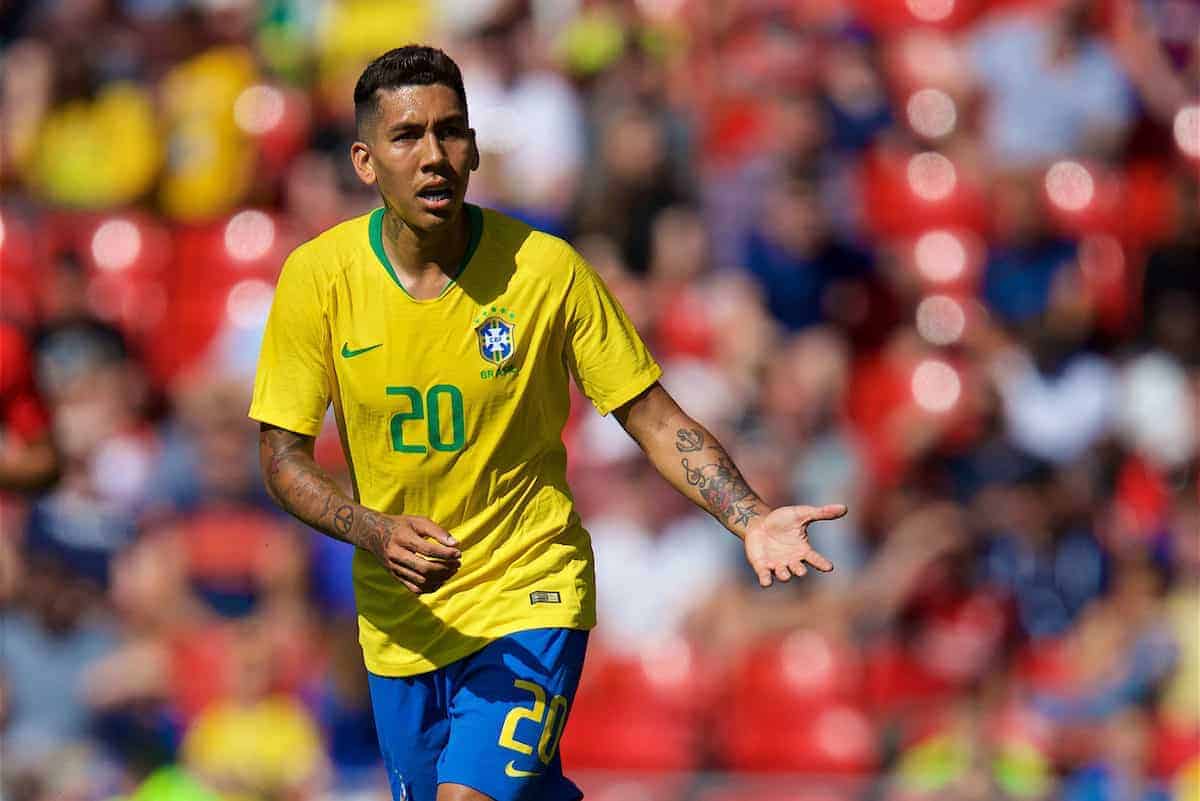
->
[[680, 454, 758, 526], [260, 427, 386, 555], [355, 509, 392, 559], [675, 428, 704, 452], [733, 503, 759, 527], [333, 505, 355, 537]]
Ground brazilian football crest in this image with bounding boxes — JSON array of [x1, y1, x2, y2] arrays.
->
[[474, 308, 518, 366]]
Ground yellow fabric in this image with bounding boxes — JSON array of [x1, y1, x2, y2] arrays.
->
[[1176, 757, 1199, 801], [313, 0, 429, 118], [1163, 588, 1200, 725], [158, 46, 257, 221], [316, 0, 429, 70], [250, 206, 661, 676], [181, 696, 324, 793], [26, 83, 161, 208]]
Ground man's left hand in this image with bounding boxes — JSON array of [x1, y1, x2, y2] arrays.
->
[[744, 504, 847, 587]]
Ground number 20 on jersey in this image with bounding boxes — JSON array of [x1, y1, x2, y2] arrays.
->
[[387, 384, 465, 453]]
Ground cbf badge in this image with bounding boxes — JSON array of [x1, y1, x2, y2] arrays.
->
[[474, 306, 518, 366]]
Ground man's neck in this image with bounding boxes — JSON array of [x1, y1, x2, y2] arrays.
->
[[381, 207, 470, 298]]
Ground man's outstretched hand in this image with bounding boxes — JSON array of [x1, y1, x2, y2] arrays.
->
[[744, 504, 847, 587]]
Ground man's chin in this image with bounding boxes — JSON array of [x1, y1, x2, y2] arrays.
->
[[409, 199, 462, 230]]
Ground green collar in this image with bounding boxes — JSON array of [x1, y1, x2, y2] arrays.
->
[[368, 204, 483, 299]]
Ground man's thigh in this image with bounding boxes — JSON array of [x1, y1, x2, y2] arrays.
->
[[368, 668, 448, 801], [438, 627, 588, 801]]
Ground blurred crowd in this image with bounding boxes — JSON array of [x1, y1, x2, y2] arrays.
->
[[0, 0, 1198, 800]]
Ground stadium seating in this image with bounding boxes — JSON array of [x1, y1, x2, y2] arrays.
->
[[694, 778, 866, 801], [562, 639, 714, 772], [716, 632, 880, 775]]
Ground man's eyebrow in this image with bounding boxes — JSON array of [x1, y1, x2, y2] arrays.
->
[[386, 121, 423, 133], [384, 113, 467, 133]]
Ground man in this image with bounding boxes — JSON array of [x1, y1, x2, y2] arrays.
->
[[251, 46, 846, 801]]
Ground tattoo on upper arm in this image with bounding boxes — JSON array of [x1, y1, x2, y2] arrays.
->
[[262, 428, 308, 478], [675, 428, 704, 452]]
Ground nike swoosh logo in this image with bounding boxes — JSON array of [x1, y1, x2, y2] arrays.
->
[[341, 342, 382, 358], [504, 761, 543, 778]]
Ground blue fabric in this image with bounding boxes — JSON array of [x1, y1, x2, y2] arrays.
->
[[368, 628, 588, 801], [741, 231, 871, 331], [981, 527, 1107, 638], [313, 681, 381, 784], [310, 536, 358, 618], [982, 239, 1077, 325], [1062, 765, 1171, 801]]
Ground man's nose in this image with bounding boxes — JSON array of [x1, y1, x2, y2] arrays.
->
[[419, 131, 448, 169]]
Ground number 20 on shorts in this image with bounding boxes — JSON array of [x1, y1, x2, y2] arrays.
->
[[497, 679, 569, 764]]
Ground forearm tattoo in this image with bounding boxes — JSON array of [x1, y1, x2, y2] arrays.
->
[[260, 427, 386, 555], [333, 504, 355, 537], [353, 507, 393, 559], [674, 427, 763, 528], [675, 428, 704, 452]]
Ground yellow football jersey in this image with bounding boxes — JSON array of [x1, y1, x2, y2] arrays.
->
[[250, 205, 661, 676]]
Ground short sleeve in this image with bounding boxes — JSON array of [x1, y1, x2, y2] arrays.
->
[[249, 248, 331, 436], [563, 251, 661, 416]]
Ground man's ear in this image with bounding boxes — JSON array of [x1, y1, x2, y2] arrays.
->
[[468, 130, 480, 172], [350, 140, 376, 186]]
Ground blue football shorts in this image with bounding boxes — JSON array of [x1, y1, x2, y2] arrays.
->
[[367, 627, 589, 801]]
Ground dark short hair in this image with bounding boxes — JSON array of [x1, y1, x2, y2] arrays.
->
[[354, 45, 468, 137]]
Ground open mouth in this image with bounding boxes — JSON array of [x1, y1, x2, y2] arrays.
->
[[417, 186, 454, 203]]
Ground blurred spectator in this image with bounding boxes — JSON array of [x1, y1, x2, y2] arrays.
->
[[988, 266, 1118, 466], [181, 617, 329, 798], [148, 371, 270, 514], [981, 174, 1079, 328], [739, 169, 873, 332], [463, 17, 585, 228], [820, 34, 894, 155], [28, 319, 152, 585], [20, 45, 161, 208], [0, 548, 116, 764], [975, 471, 1106, 640], [576, 103, 691, 273], [969, 0, 1135, 167]]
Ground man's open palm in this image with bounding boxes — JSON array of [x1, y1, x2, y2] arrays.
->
[[744, 504, 847, 587]]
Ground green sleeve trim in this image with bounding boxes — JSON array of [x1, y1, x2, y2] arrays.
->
[[368, 204, 484, 299]]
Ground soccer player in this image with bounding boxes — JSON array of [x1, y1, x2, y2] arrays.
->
[[251, 46, 846, 801]]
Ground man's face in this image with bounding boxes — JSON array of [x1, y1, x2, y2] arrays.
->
[[352, 84, 478, 233]]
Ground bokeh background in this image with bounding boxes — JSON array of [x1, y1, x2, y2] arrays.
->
[[1, 0, 1198, 799]]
